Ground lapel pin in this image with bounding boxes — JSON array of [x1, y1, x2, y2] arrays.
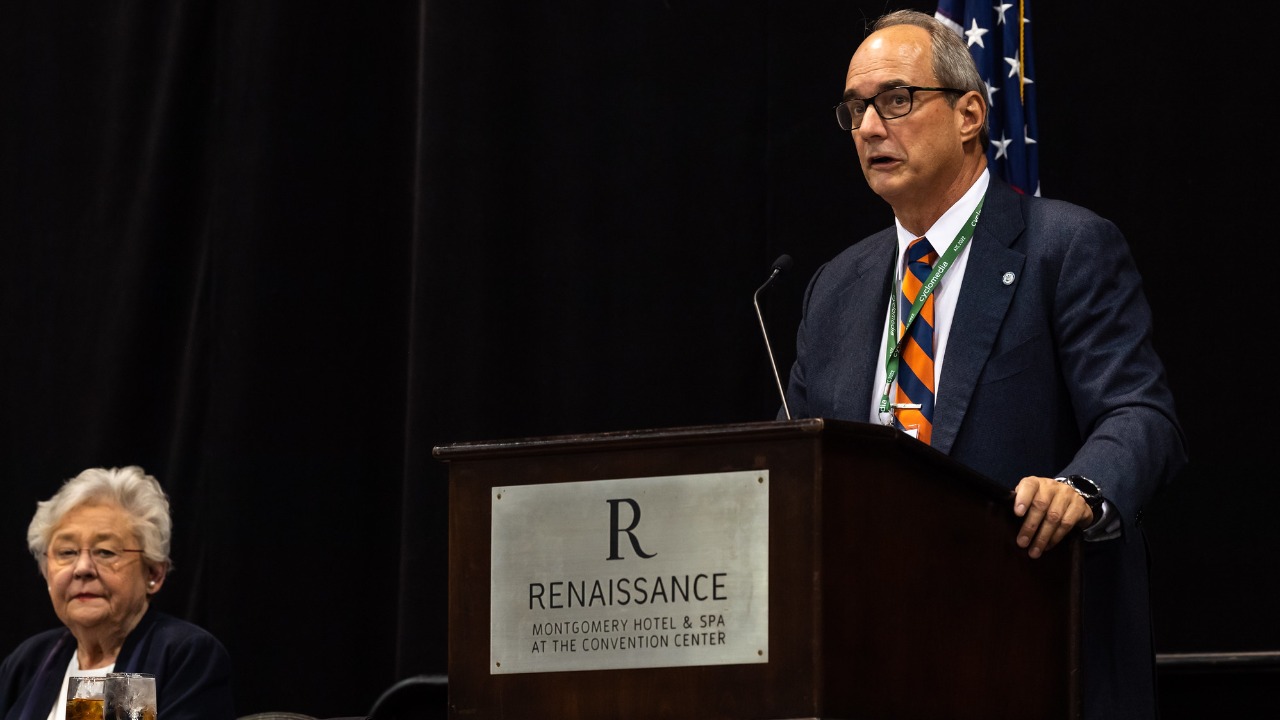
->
[[1002, 272, 1015, 286]]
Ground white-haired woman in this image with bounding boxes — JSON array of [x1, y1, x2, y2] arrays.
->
[[0, 466, 234, 720]]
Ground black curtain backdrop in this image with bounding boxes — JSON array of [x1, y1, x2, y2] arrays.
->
[[2, 1, 1273, 717]]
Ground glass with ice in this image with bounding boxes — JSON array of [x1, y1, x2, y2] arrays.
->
[[104, 673, 157, 720], [66, 675, 106, 720]]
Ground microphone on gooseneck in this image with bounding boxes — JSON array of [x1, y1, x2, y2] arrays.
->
[[753, 253, 793, 420]]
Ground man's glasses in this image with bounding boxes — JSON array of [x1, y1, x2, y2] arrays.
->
[[47, 545, 144, 571], [835, 85, 965, 130]]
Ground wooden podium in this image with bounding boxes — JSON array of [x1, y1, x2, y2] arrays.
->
[[435, 418, 1081, 719]]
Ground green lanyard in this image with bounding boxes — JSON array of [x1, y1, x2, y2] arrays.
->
[[878, 198, 985, 423]]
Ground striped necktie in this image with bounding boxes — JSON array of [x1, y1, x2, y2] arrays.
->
[[896, 237, 938, 444]]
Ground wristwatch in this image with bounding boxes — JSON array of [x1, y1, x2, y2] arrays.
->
[[1056, 474, 1104, 512]]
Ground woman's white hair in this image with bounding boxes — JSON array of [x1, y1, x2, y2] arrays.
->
[[27, 466, 173, 576]]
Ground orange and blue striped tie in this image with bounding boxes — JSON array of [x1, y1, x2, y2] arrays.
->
[[896, 237, 937, 444]]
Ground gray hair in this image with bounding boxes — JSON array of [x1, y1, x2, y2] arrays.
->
[[27, 466, 173, 576], [872, 9, 990, 147]]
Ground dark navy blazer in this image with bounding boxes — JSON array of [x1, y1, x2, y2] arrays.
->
[[782, 175, 1188, 719], [0, 607, 235, 720]]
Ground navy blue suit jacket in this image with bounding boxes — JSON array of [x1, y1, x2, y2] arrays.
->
[[783, 176, 1187, 718], [0, 607, 235, 720]]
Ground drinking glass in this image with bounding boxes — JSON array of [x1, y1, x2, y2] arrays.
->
[[104, 672, 157, 720], [66, 675, 105, 720]]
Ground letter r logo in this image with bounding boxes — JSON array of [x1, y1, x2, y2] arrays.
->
[[605, 498, 656, 560]]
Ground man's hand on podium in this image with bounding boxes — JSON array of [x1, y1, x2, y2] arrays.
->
[[1011, 475, 1096, 559]]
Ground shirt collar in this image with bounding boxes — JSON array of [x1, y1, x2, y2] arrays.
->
[[895, 169, 991, 256]]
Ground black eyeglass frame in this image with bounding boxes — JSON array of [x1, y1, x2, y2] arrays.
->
[[835, 85, 967, 131]]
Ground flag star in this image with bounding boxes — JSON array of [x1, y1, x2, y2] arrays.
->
[[990, 132, 1013, 160], [1004, 50, 1022, 79], [965, 18, 989, 48], [1023, 125, 1037, 146], [984, 78, 999, 106], [994, 3, 1013, 25]]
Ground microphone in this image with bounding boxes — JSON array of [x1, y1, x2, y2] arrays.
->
[[753, 253, 793, 420]]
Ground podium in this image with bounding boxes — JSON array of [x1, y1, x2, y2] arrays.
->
[[435, 418, 1081, 719]]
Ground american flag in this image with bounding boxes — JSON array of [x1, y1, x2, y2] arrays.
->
[[935, 0, 1040, 196]]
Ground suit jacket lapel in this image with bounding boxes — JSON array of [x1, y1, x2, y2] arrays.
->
[[842, 232, 897, 419], [931, 180, 1025, 454]]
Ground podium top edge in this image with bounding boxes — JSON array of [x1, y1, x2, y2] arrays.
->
[[431, 418, 900, 461]]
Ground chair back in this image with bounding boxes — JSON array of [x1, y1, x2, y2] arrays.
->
[[368, 674, 448, 720]]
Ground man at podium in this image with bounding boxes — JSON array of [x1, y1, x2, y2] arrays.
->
[[781, 9, 1187, 719]]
